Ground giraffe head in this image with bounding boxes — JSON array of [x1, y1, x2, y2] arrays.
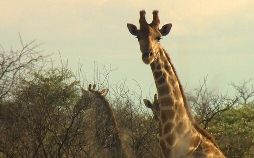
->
[[143, 94, 160, 121], [81, 84, 109, 107], [127, 10, 172, 64]]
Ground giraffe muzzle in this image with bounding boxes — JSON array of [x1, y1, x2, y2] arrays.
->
[[142, 51, 154, 64]]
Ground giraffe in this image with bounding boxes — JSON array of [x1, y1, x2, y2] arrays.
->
[[143, 94, 160, 121], [79, 84, 128, 158], [127, 10, 225, 158], [143, 95, 224, 158]]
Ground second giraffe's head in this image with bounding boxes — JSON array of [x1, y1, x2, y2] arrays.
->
[[127, 10, 172, 64]]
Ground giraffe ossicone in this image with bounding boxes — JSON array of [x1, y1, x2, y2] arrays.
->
[[128, 10, 225, 158]]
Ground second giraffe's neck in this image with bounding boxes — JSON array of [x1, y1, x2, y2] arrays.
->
[[150, 47, 200, 157], [99, 96, 128, 158]]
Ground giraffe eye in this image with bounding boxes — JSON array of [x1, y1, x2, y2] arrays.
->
[[155, 37, 162, 41]]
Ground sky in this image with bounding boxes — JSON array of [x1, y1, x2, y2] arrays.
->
[[1, 0, 254, 100]]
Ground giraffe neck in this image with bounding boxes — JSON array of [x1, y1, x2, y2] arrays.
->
[[95, 95, 128, 158], [150, 47, 202, 157]]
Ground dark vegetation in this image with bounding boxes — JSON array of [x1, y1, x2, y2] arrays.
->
[[0, 40, 253, 157]]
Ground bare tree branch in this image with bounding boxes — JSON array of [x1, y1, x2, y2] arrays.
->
[[0, 37, 45, 99], [230, 79, 254, 106], [188, 77, 238, 129]]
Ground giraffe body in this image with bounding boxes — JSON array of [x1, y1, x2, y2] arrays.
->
[[127, 10, 225, 158], [79, 84, 128, 158]]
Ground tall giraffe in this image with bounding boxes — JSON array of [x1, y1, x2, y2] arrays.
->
[[127, 10, 225, 158], [80, 84, 128, 158]]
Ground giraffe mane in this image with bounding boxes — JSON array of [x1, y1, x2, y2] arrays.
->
[[162, 48, 219, 148], [87, 86, 128, 157]]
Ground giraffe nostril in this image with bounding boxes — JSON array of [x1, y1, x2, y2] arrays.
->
[[143, 52, 149, 58], [142, 50, 153, 59]]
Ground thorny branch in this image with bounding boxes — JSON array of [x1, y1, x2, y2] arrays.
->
[[0, 37, 44, 99], [188, 77, 238, 129]]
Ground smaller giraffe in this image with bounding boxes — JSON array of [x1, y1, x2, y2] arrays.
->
[[143, 94, 219, 144], [143, 95, 222, 157], [80, 84, 128, 158], [143, 94, 160, 121]]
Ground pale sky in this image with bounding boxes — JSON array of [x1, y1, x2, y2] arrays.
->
[[1, 0, 254, 99]]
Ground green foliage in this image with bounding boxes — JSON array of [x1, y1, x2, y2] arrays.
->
[[1, 62, 254, 157], [15, 68, 80, 106], [0, 67, 161, 157], [0, 68, 83, 157], [0, 39, 43, 100], [209, 103, 254, 158]]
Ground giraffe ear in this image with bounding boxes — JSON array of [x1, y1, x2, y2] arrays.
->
[[160, 23, 172, 36], [100, 89, 109, 96], [127, 23, 138, 36], [143, 99, 153, 108]]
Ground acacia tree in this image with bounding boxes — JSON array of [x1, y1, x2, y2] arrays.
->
[[230, 80, 254, 106], [211, 103, 254, 158], [0, 68, 85, 157], [188, 80, 254, 158], [0, 38, 44, 100], [213, 80, 254, 158], [187, 78, 238, 129]]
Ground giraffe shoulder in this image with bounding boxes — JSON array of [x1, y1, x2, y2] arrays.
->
[[193, 123, 219, 148]]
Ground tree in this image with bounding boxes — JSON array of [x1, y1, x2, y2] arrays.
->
[[207, 80, 254, 158], [188, 78, 238, 129], [230, 79, 254, 106], [0, 68, 85, 157], [111, 84, 161, 158], [209, 103, 254, 158], [0, 38, 44, 100]]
